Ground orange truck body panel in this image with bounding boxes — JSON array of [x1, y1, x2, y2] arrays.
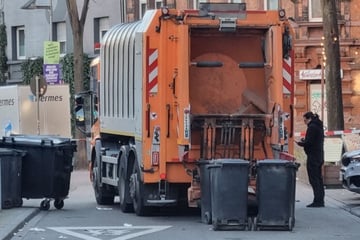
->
[[91, 4, 295, 209]]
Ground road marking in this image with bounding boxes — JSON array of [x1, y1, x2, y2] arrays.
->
[[48, 225, 172, 240]]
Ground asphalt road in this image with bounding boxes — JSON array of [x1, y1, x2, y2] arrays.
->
[[9, 170, 360, 240]]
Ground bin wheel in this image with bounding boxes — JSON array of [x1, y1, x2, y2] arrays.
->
[[204, 212, 212, 225], [15, 199, 23, 208], [288, 217, 294, 231], [212, 219, 220, 231], [247, 217, 253, 231], [54, 199, 64, 210], [253, 217, 259, 231], [40, 200, 50, 211]]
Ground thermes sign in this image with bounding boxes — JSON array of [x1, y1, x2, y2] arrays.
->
[[0, 84, 71, 137], [0, 99, 15, 106]]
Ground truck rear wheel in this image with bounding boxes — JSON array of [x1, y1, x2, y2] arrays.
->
[[130, 162, 148, 216], [93, 159, 114, 205], [118, 163, 133, 212]]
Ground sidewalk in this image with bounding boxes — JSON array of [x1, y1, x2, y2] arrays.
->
[[0, 171, 360, 240]]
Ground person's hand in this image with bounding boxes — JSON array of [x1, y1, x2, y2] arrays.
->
[[296, 139, 305, 147]]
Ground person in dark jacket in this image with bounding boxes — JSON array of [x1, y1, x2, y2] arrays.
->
[[297, 111, 325, 207]]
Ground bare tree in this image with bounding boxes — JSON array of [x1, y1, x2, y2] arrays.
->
[[321, 0, 344, 131], [66, 0, 90, 168], [66, 0, 90, 95]]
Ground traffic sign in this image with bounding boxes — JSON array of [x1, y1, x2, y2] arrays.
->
[[30, 75, 47, 97]]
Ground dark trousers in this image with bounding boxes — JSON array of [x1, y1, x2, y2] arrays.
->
[[306, 160, 325, 204]]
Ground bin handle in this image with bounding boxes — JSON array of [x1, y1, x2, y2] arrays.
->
[[206, 164, 222, 169], [285, 161, 300, 170], [41, 139, 54, 146]]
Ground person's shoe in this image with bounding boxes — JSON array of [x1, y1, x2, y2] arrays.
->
[[306, 202, 325, 208]]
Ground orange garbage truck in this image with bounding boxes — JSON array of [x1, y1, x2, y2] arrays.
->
[[75, 3, 295, 216]]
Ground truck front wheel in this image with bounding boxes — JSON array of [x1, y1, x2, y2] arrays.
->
[[93, 159, 114, 205], [130, 162, 148, 216]]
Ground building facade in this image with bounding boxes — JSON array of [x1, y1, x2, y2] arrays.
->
[[286, 0, 360, 133]]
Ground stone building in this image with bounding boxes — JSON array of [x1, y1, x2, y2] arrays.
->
[[283, 0, 360, 134]]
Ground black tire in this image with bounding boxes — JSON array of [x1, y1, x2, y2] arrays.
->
[[40, 200, 50, 211], [130, 161, 148, 216], [54, 199, 64, 210], [93, 159, 114, 205], [118, 161, 133, 213]]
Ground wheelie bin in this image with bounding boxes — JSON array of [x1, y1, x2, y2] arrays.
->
[[0, 148, 25, 209], [0, 135, 77, 210], [198, 159, 213, 224], [209, 159, 250, 230], [254, 159, 299, 231]]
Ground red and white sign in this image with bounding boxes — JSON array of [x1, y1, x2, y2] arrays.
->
[[151, 151, 160, 166]]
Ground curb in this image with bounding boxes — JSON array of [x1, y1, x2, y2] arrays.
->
[[4, 208, 40, 240], [325, 192, 360, 219]]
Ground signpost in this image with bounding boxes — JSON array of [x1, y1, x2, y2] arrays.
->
[[30, 75, 47, 135], [43, 41, 60, 84]]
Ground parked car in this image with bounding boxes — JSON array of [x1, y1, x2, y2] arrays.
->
[[340, 149, 360, 194]]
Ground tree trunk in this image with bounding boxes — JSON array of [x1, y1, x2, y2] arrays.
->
[[321, 0, 344, 131], [66, 0, 89, 169]]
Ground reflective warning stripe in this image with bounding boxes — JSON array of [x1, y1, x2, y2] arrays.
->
[[282, 51, 294, 95], [146, 37, 158, 102], [148, 48, 158, 94]]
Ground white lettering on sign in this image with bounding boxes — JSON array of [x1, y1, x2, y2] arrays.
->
[[299, 69, 343, 80], [299, 69, 322, 80]]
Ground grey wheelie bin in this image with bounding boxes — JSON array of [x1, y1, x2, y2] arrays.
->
[[0, 148, 25, 209], [198, 159, 214, 224], [0, 135, 77, 210], [254, 159, 299, 231], [209, 159, 250, 230]]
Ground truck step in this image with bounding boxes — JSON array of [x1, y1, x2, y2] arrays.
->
[[147, 199, 177, 205]]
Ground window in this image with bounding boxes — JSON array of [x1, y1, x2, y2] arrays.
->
[[140, 0, 147, 18], [16, 27, 25, 60], [193, 0, 208, 9], [156, 0, 163, 9], [55, 22, 66, 56], [99, 17, 109, 42], [264, 0, 279, 10], [309, 0, 322, 22], [94, 17, 109, 54]]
